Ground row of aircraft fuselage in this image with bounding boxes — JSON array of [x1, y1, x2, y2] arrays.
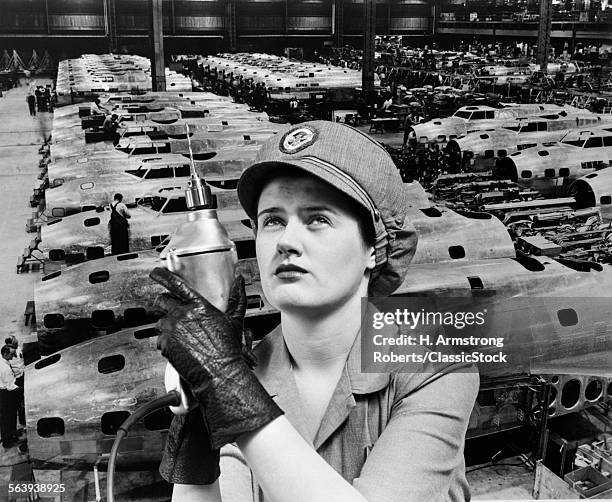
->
[[412, 103, 612, 208], [27, 92, 612, 469]]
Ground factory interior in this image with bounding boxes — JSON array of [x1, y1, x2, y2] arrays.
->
[[0, 0, 611, 500]]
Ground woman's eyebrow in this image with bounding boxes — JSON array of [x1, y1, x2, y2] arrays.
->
[[257, 207, 283, 218], [301, 205, 339, 214]]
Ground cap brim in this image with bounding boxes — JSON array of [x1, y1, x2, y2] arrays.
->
[[238, 159, 373, 223]]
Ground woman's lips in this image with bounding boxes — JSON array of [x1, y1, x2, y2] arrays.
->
[[275, 270, 306, 279], [274, 264, 308, 279]]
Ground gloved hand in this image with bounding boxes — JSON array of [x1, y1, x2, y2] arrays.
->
[[150, 266, 283, 451], [153, 269, 254, 485]]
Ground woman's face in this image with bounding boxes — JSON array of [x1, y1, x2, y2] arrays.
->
[[255, 173, 376, 315]]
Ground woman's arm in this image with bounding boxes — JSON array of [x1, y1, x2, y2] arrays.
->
[[237, 416, 368, 502], [354, 370, 479, 502], [172, 481, 221, 502]]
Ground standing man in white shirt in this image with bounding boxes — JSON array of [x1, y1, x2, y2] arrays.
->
[[0, 346, 19, 449]]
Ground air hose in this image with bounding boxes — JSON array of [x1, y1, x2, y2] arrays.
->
[[106, 390, 181, 502]]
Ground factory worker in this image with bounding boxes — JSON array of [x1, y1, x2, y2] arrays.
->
[[150, 121, 479, 502], [90, 97, 107, 116], [109, 193, 131, 255]]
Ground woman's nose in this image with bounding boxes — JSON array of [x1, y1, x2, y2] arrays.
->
[[276, 220, 303, 257]]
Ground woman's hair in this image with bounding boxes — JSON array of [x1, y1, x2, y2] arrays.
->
[[255, 169, 376, 248]]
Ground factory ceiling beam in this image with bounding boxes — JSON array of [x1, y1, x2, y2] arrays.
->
[[150, 0, 166, 91], [44, 0, 50, 35], [362, 0, 375, 98], [537, 0, 553, 71], [104, 0, 118, 53], [226, 0, 237, 52], [333, 0, 344, 47]]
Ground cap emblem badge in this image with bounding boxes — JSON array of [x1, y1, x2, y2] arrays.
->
[[279, 126, 317, 154]]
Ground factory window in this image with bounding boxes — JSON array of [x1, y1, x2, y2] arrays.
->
[[544, 169, 556, 178], [101, 411, 130, 436], [48, 249, 65, 261], [247, 295, 264, 310], [175, 165, 190, 177], [420, 207, 442, 217], [161, 197, 188, 214], [80, 182, 94, 190], [86, 247, 104, 260], [517, 143, 536, 150], [448, 246, 465, 259], [560, 379, 580, 409], [236, 240, 256, 259], [585, 380, 603, 401], [145, 167, 173, 179], [84, 217, 100, 227], [124, 308, 146, 327], [144, 408, 173, 431], [43, 313, 64, 329], [600, 196, 612, 205], [131, 146, 156, 155], [562, 139, 585, 147], [467, 276, 484, 289], [42, 271, 61, 281], [151, 235, 169, 247], [521, 170, 532, 179], [584, 137, 603, 148], [91, 310, 115, 328], [37, 418, 65, 438], [89, 271, 110, 284], [557, 308, 578, 327], [134, 327, 157, 339], [34, 354, 61, 370], [98, 355, 125, 375]]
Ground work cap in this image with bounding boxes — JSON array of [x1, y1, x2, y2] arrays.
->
[[237, 120, 418, 296]]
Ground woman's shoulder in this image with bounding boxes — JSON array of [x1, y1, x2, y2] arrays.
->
[[388, 359, 479, 403]]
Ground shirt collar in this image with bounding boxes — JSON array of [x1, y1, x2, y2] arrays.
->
[[254, 322, 392, 398]]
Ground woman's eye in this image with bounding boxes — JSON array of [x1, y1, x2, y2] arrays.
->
[[261, 216, 283, 227], [309, 215, 330, 226]]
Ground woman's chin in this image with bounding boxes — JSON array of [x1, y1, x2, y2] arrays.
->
[[270, 293, 327, 314]]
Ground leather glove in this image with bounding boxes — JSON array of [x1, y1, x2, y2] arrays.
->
[[159, 408, 220, 485], [153, 270, 255, 485], [151, 266, 283, 450]]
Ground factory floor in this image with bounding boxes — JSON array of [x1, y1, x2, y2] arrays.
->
[[0, 83, 536, 500]]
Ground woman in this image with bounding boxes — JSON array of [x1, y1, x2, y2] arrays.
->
[[151, 121, 479, 501]]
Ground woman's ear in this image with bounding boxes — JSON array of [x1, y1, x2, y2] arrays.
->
[[365, 245, 376, 271]]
